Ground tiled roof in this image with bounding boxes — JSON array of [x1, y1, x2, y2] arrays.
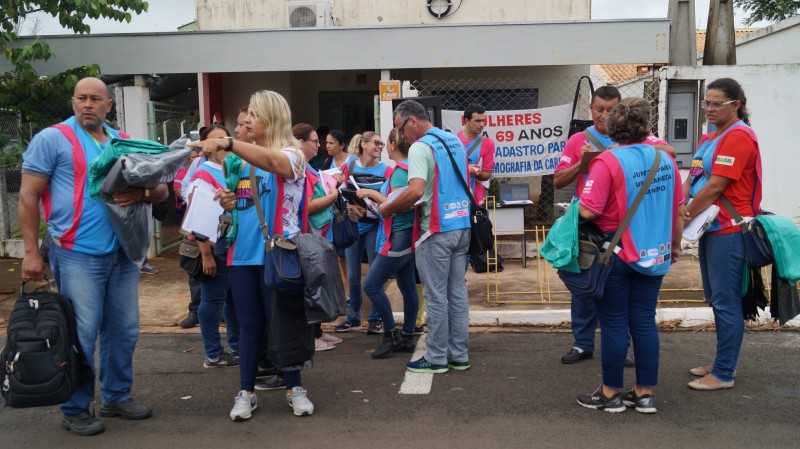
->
[[596, 29, 758, 85]]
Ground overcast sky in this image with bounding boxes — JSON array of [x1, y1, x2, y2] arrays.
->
[[21, 0, 769, 35]]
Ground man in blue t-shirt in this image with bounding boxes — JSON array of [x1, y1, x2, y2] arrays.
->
[[19, 77, 168, 436]]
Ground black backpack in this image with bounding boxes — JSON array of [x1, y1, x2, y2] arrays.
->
[[470, 249, 504, 273], [1, 282, 92, 408]]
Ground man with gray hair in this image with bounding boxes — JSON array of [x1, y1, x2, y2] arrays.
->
[[379, 100, 472, 373]]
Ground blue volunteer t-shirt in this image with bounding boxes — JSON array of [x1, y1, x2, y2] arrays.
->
[[21, 117, 119, 255]]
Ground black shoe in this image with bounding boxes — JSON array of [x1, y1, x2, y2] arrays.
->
[[577, 386, 626, 413], [254, 375, 286, 391], [413, 325, 425, 335], [179, 312, 198, 329], [367, 319, 383, 335], [61, 411, 105, 436], [372, 329, 404, 359], [624, 354, 635, 367], [401, 332, 416, 353], [622, 388, 657, 414], [98, 399, 153, 420], [561, 348, 593, 364]]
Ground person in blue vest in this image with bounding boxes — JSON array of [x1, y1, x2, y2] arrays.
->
[[554, 86, 675, 366], [683, 78, 762, 391], [186, 123, 240, 368], [19, 77, 165, 435], [382, 100, 472, 374], [575, 97, 684, 414], [193, 90, 315, 421], [334, 131, 393, 335], [355, 128, 419, 358]]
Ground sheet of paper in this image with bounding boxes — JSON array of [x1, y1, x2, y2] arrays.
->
[[682, 203, 720, 243], [386, 186, 424, 208], [320, 171, 338, 194], [180, 180, 224, 243]]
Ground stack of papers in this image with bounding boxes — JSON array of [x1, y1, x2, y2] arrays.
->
[[180, 180, 224, 242]]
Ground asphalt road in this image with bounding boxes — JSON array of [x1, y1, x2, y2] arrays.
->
[[1, 330, 799, 449]]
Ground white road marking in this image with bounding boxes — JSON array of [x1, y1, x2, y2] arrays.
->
[[399, 334, 433, 395]]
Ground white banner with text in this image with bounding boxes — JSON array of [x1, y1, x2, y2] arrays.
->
[[442, 103, 572, 177]]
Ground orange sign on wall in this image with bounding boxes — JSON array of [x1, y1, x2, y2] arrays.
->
[[379, 80, 401, 102]]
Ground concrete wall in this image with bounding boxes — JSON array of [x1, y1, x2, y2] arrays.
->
[[196, 0, 591, 30], [735, 16, 800, 65], [663, 64, 800, 218]]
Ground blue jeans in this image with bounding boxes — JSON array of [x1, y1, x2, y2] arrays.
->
[[49, 245, 141, 415], [699, 232, 745, 383], [198, 256, 235, 358], [345, 225, 379, 324], [362, 229, 418, 335], [415, 228, 470, 365], [570, 292, 598, 352], [593, 256, 663, 390]]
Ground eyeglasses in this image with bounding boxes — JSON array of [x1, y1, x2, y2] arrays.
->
[[305, 138, 319, 144], [371, 140, 385, 147], [700, 100, 736, 110], [397, 117, 411, 136]]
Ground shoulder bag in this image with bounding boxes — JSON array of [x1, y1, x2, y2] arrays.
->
[[558, 151, 662, 300], [178, 239, 204, 279], [568, 76, 595, 137], [430, 133, 494, 255], [250, 168, 305, 295], [717, 195, 773, 268], [330, 192, 359, 249]]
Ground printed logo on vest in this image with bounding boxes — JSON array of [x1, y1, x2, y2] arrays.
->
[[715, 155, 735, 166]]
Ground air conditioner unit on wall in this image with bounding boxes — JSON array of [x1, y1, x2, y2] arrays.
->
[[287, 2, 333, 28]]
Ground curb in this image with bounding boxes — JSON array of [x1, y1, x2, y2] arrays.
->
[[395, 307, 800, 328]]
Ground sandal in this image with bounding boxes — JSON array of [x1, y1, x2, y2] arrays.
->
[[688, 374, 734, 391]]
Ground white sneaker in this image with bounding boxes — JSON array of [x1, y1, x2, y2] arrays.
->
[[286, 387, 314, 416], [230, 390, 257, 421]]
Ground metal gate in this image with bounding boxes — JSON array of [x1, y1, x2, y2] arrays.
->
[[149, 101, 199, 254]]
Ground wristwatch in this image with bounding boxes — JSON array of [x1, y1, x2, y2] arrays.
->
[[143, 188, 151, 200]]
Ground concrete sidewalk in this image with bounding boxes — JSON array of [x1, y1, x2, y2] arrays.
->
[[2, 252, 798, 330]]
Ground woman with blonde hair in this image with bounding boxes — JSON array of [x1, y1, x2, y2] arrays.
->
[[193, 90, 315, 421]]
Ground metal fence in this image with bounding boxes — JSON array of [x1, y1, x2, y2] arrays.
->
[[150, 101, 199, 254], [409, 72, 661, 226]]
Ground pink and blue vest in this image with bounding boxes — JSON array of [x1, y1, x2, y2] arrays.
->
[[602, 144, 677, 276], [41, 118, 130, 255], [689, 121, 762, 232], [375, 161, 412, 257], [414, 128, 471, 245]]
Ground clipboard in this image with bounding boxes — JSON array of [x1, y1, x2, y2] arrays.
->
[[682, 203, 720, 243], [578, 152, 601, 174]]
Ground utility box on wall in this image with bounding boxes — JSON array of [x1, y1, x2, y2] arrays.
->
[[666, 80, 701, 168]]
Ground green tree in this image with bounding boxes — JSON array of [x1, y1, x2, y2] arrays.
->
[[735, 0, 800, 26], [0, 1, 149, 164]]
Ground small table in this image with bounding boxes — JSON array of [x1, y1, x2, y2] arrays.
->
[[489, 203, 531, 267]]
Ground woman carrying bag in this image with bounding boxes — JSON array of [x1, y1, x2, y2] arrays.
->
[[682, 78, 762, 391], [575, 97, 684, 414], [191, 90, 315, 421]]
